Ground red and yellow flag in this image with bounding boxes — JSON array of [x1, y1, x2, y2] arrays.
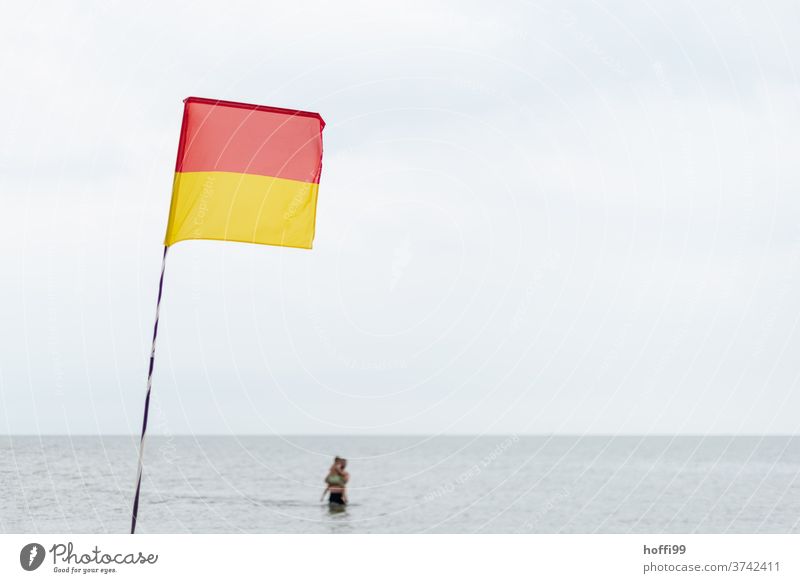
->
[[164, 97, 325, 249]]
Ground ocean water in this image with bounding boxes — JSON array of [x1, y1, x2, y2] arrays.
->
[[1, 436, 798, 533]]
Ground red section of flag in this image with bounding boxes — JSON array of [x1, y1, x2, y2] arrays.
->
[[175, 97, 325, 184]]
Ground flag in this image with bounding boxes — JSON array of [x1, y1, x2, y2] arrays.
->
[[164, 97, 325, 249]]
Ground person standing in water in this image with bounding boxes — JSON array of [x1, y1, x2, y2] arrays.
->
[[321, 456, 349, 506]]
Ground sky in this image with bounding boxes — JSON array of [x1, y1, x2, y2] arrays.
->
[[0, 0, 799, 435]]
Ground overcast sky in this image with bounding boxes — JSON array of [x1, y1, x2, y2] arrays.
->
[[1, 0, 799, 435]]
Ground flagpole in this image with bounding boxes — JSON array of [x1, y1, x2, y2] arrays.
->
[[130, 245, 169, 534]]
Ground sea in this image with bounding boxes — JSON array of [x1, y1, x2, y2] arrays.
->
[[1, 436, 798, 533]]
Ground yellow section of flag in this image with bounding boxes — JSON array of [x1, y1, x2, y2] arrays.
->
[[164, 171, 319, 249]]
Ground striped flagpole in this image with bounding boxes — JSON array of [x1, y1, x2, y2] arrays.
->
[[130, 245, 169, 534]]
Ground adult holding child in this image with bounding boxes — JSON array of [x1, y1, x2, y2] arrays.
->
[[321, 456, 349, 508]]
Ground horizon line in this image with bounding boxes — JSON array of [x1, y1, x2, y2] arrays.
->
[[3, 433, 800, 438]]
